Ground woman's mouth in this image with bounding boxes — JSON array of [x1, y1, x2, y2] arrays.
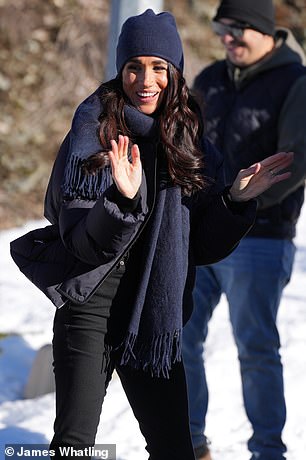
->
[[136, 91, 159, 102]]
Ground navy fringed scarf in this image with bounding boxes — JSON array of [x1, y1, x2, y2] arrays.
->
[[111, 178, 189, 378], [62, 94, 190, 377]]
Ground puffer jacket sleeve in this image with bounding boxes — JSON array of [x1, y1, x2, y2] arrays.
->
[[191, 138, 257, 265], [57, 185, 147, 267]]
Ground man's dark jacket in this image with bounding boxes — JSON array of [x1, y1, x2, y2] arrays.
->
[[193, 28, 306, 239]]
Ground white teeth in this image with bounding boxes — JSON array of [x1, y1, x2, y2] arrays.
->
[[137, 92, 157, 97]]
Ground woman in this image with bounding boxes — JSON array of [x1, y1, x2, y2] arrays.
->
[[15, 9, 292, 460]]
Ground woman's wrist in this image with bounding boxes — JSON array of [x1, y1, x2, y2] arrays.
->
[[113, 186, 140, 212], [228, 187, 245, 202], [222, 187, 250, 214]]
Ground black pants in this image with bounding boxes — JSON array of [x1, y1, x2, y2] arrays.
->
[[50, 267, 195, 460]]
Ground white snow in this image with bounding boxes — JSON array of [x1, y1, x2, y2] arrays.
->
[[1, 208, 306, 459]]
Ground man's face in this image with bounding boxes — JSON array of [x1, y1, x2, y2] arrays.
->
[[214, 18, 274, 67]]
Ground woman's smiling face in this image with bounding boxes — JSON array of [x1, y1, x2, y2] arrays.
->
[[122, 56, 168, 115]]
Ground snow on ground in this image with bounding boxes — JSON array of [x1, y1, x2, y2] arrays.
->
[[0, 207, 305, 459]]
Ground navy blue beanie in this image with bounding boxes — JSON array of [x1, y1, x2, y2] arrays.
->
[[116, 9, 184, 74]]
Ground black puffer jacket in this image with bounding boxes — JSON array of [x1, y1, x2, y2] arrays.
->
[[11, 89, 257, 312]]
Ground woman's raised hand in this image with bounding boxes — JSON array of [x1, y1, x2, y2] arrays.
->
[[108, 135, 142, 199], [229, 151, 294, 202]]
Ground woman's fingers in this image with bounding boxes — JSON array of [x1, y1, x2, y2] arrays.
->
[[230, 151, 293, 202], [267, 154, 293, 176], [260, 151, 294, 171], [131, 143, 140, 166], [109, 135, 130, 159], [121, 135, 129, 158], [110, 139, 118, 158], [270, 171, 292, 184], [244, 152, 293, 182]]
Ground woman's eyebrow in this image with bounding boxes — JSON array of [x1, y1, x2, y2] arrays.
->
[[127, 58, 167, 65]]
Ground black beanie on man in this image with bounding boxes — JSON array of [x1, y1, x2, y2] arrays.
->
[[116, 9, 184, 74], [214, 0, 275, 36]]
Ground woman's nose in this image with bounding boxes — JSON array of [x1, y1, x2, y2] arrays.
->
[[141, 69, 154, 87]]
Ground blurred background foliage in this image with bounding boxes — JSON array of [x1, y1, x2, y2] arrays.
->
[[0, 0, 305, 228]]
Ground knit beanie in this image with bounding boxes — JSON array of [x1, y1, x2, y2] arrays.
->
[[116, 9, 184, 74], [214, 0, 275, 36]]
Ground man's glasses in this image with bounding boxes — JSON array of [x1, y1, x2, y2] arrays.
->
[[212, 21, 250, 39]]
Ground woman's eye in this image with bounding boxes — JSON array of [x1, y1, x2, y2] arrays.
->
[[127, 64, 140, 71]]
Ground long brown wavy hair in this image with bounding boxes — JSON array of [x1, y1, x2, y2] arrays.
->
[[83, 63, 206, 195]]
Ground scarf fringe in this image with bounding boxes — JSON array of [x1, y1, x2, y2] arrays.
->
[[118, 329, 182, 378], [62, 155, 112, 201]]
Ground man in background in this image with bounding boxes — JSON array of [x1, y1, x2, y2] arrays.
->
[[183, 1, 306, 459]]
